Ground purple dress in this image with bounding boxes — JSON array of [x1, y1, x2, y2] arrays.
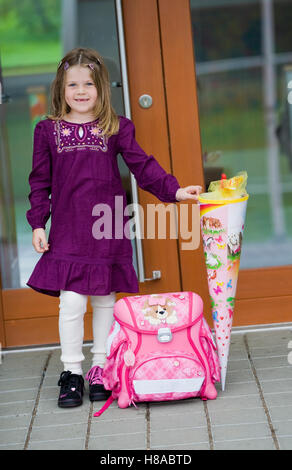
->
[[26, 115, 180, 297]]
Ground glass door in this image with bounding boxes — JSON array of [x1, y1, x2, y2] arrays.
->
[[190, 0, 292, 269], [0, 0, 139, 295], [1, 0, 159, 347], [156, 0, 292, 326]]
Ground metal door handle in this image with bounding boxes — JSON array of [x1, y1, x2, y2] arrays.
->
[[139, 94, 153, 109], [144, 270, 161, 281]]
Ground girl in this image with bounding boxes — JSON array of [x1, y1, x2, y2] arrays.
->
[[26, 47, 202, 408]]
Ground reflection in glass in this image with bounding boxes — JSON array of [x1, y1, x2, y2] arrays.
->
[[191, 0, 292, 268], [0, 0, 136, 289]]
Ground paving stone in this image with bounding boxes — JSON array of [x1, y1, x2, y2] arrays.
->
[[229, 340, 246, 350], [229, 334, 245, 346], [0, 442, 25, 450], [0, 388, 38, 404], [0, 414, 31, 430], [1, 331, 292, 450], [151, 441, 210, 450], [208, 406, 267, 426], [149, 399, 204, 416], [272, 419, 292, 437], [212, 422, 272, 442], [225, 359, 250, 372], [0, 400, 35, 417], [278, 436, 292, 450], [269, 405, 292, 421], [253, 356, 290, 369], [0, 354, 48, 378], [207, 394, 262, 411], [0, 376, 40, 392], [30, 422, 87, 443], [264, 391, 292, 407], [226, 349, 248, 361], [0, 368, 43, 379], [216, 381, 258, 397], [90, 417, 146, 436], [34, 410, 89, 426], [1, 351, 49, 366], [225, 369, 254, 383], [88, 431, 146, 450], [257, 367, 292, 381], [214, 437, 276, 450], [91, 400, 146, 419], [150, 411, 206, 430], [27, 437, 86, 450], [246, 331, 292, 347], [37, 398, 90, 414], [151, 426, 209, 448], [249, 346, 290, 358], [0, 428, 27, 446], [42, 372, 60, 383], [261, 378, 292, 393]]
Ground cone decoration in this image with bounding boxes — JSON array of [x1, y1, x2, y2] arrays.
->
[[199, 171, 249, 391]]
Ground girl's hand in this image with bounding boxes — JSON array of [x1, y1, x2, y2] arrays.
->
[[32, 228, 50, 253], [175, 185, 203, 202]]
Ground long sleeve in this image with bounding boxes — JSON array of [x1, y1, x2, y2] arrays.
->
[[117, 117, 180, 203], [26, 120, 52, 231]]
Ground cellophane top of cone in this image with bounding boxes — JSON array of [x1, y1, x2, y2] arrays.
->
[[199, 171, 249, 204]]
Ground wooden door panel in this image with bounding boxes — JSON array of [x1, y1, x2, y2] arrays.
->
[[158, 0, 212, 323], [237, 266, 292, 299], [122, 0, 181, 295], [158, 0, 292, 326], [235, 296, 292, 326], [4, 314, 94, 348]]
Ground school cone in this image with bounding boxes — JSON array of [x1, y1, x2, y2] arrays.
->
[[198, 172, 249, 390]]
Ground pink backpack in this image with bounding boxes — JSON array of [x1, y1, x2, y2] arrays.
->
[[94, 292, 220, 417]]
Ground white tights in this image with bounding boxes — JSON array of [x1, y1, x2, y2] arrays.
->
[[58, 290, 116, 375]]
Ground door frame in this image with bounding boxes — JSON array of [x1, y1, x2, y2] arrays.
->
[[1, 0, 182, 348], [157, 0, 292, 326], [1, 0, 291, 348]]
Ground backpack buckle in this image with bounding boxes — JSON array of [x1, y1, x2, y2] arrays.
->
[[157, 327, 173, 343]]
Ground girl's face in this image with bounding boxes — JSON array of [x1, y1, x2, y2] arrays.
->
[[64, 65, 98, 118]]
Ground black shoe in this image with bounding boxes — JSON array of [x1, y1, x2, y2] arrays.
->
[[85, 366, 111, 402], [57, 371, 84, 408]]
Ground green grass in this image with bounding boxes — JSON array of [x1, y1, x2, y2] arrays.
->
[[200, 108, 266, 152], [2, 40, 61, 76]]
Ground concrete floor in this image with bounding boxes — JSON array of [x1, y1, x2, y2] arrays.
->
[[1, 327, 292, 450]]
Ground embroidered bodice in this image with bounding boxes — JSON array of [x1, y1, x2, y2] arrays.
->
[[53, 119, 108, 153]]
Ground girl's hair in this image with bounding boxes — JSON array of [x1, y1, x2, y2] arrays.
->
[[47, 47, 119, 137]]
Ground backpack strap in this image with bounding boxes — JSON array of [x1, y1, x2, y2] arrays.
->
[[93, 395, 115, 417]]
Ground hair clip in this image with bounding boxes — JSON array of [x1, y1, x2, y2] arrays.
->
[[88, 59, 101, 70], [64, 61, 70, 71]]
